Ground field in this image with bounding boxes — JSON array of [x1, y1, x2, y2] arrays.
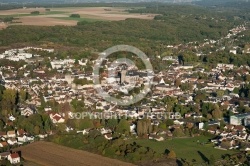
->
[[135, 136, 237, 163], [0, 7, 155, 28], [14, 141, 135, 166]]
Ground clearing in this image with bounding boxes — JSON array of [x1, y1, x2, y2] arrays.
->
[[0, 7, 156, 29], [14, 141, 135, 166], [135, 136, 237, 163]]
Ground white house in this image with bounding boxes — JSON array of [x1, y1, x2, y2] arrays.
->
[[21, 107, 34, 117], [7, 153, 20, 164], [7, 138, 17, 145], [7, 131, 16, 138]]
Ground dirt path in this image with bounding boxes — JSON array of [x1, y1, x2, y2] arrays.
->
[[14, 141, 135, 166]]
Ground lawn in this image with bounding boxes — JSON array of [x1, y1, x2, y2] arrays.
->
[[135, 136, 237, 163]]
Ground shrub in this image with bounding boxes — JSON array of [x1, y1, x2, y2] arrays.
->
[[70, 14, 80, 18], [31, 11, 40, 15]]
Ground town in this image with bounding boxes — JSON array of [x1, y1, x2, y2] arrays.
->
[[0, 21, 249, 165]]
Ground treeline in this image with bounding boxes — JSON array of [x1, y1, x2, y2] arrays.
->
[[129, 3, 250, 21], [51, 129, 160, 163], [0, 18, 233, 48], [0, 17, 14, 23]]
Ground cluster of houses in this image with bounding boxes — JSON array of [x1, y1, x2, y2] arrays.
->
[[0, 129, 35, 164], [0, 47, 54, 62]]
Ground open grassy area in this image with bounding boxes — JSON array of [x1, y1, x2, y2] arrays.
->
[[135, 136, 237, 163]]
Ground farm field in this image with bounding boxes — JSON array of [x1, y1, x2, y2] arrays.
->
[[135, 136, 238, 163], [0, 7, 155, 28], [14, 141, 135, 166]]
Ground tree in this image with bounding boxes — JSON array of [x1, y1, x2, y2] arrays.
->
[[212, 109, 222, 119], [34, 125, 40, 135], [173, 128, 185, 137], [168, 150, 176, 159], [158, 122, 167, 129], [19, 89, 28, 103], [70, 14, 80, 18], [78, 118, 94, 130], [116, 119, 130, 134], [174, 78, 181, 87], [1, 89, 17, 114], [0, 120, 4, 130], [106, 119, 118, 131], [31, 11, 40, 15], [137, 120, 152, 137], [165, 119, 174, 127], [216, 90, 224, 97]]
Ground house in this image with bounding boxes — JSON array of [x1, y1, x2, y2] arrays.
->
[[0, 152, 10, 160], [104, 133, 112, 140], [230, 113, 250, 125], [77, 129, 90, 135], [130, 123, 136, 132], [49, 113, 65, 124], [155, 136, 164, 141], [166, 130, 173, 137], [17, 135, 28, 142], [7, 131, 16, 138], [0, 142, 8, 147], [16, 129, 26, 136], [224, 124, 234, 131], [0, 132, 7, 138], [8, 116, 15, 121], [229, 50, 237, 55], [21, 107, 34, 117], [100, 128, 112, 135], [233, 125, 246, 133], [38, 134, 48, 139], [7, 138, 17, 145], [7, 153, 20, 164], [207, 125, 219, 135]]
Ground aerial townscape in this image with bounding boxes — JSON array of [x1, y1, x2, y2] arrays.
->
[[0, 0, 250, 166]]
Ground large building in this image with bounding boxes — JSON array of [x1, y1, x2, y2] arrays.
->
[[230, 113, 250, 125]]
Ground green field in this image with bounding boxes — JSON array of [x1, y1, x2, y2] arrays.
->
[[135, 136, 237, 163]]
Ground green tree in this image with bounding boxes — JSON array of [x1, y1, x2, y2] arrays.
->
[[19, 89, 28, 103], [106, 119, 118, 130], [173, 128, 185, 137], [212, 109, 222, 119], [116, 119, 130, 134], [1, 89, 17, 114], [78, 118, 94, 130]]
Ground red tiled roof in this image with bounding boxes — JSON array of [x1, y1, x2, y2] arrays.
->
[[10, 153, 19, 159]]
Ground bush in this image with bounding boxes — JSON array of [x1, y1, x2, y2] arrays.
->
[[31, 11, 40, 15], [70, 14, 80, 18]]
